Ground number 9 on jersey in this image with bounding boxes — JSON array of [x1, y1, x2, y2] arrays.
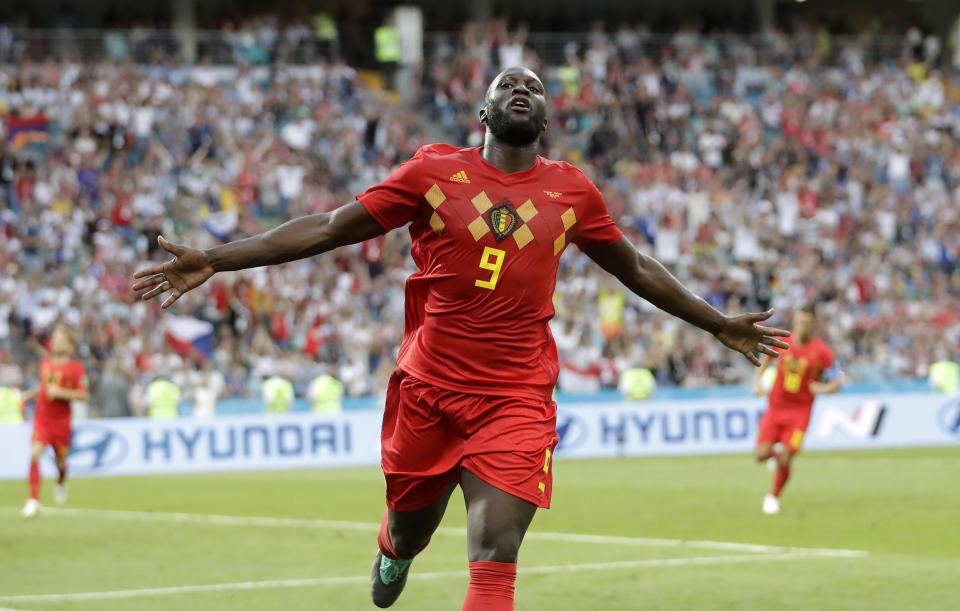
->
[[475, 246, 506, 290]]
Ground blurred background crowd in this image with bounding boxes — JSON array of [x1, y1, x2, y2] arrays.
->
[[1, 8, 959, 414]]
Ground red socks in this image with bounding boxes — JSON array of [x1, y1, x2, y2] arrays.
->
[[377, 509, 401, 559], [772, 463, 791, 497], [462, 561, 517, 611], [28, 460, 40, 500]]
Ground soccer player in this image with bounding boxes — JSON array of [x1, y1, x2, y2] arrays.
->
[[133, 67, 790, 610], [752, 304, 842, 515], [21, 325, 89, 518]]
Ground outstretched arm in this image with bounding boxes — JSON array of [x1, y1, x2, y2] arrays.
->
[[46, 386, 90, 402], [809, 372, 844, 395], [584, 238, 790, 366], [133, 201, 385, 308]]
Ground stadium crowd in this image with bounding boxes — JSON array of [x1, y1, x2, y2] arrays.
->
[[1, 19, 958, 413]]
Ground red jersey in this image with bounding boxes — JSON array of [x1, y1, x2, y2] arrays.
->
[[35, 358, 86, 430], [358, 144, 623, 400], [768, 336, 833, 411]]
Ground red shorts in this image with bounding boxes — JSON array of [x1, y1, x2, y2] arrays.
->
[[757, 407, 811, 452], [381, 370, 559, 512], [33, 425, 71, 455]]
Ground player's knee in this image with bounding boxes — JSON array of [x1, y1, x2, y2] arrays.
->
[[754, 446, 771, 462], [388, 527, 431, 559], [778, 451, 792, 468], [470, 527, 523, 563]]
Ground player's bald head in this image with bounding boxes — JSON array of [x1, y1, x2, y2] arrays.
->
[[485, 67, 546, 103]]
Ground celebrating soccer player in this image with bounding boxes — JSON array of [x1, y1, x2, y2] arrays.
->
[[21, 325, 89, 518], [134, 67, 790, 610], [753, 304, 843, 515]]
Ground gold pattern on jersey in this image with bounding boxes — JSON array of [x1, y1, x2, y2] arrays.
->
[[429, 212, 445, 233], [449, 170, 471, 183], [543, 190, 562, 199], [468, 216, 491, 241], [513, 224, 534, 249], [471, 191, 493, 214], [425, 184, 446, 209], [553, 206, 578, 255], [516, 199, 538, 223], [424, 184, 448, 234], [553, 233, 566, 255]]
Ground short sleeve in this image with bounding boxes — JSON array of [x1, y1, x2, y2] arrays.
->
[[573, 177, 623, 249], [74, 363, 88, 390], [821, 345, 835, 371], [356, 148, 426, 231]]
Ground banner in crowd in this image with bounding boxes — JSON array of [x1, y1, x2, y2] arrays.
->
[[552, 393, 960, 458], [0, 411, 384, 480], [0, 393, 957, 479]]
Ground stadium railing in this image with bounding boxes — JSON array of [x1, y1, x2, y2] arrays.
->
[[0, 28, 913, 68], [176, 379, 936, 416]]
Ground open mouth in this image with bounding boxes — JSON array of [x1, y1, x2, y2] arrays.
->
[[509, 98, 531, 112]]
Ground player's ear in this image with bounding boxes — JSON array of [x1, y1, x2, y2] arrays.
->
[[479, 107, 487, 125], [541, 117, 548, 133]]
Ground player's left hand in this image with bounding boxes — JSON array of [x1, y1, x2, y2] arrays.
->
[[45, 385, 67, 400], [714, 309, 790, 367]]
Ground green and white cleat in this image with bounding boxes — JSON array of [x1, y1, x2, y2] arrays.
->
[[370, 550, 412, 608]]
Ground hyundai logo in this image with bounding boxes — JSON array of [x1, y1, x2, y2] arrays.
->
[[939, 399, 960, 437], [69, 424, 129, 471], [555, 412, 587, 453]]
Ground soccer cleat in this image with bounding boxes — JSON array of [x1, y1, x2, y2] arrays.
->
[[21, 498, 41, 518], [371, 550, 412, 608], [762, 494, 780, 515], [54, 483, 68, 505]]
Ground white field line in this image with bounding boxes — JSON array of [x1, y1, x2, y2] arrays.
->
[[34, 506, 867, 556], [0, 550, 867, 604]]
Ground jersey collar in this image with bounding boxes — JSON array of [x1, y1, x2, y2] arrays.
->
[[472, 147, 543, 182]]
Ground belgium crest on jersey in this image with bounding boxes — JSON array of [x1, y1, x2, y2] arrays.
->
[[485, 200, 520, 241]]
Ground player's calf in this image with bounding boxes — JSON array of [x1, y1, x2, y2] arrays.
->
[[371, 495, 450, 608], [776, 447, 793, 469]]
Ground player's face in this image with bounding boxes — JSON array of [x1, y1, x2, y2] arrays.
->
[[793, 312, 815, 343], [481, 68, 547, 147], [51, 328, 73, 355]]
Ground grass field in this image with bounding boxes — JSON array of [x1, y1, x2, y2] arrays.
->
[[1, 446, 958, 610]]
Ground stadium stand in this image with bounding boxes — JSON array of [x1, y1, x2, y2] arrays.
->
[[1, 18, 958, 412]]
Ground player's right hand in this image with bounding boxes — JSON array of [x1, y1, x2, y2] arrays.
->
[[132, 236, 215, 309]]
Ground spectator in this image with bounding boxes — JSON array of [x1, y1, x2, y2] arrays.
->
[[92, 357, 133, 418], [0, 20, 957, 409]]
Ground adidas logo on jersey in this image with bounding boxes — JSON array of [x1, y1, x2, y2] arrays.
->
[[544, 190, 562, 199], [449, 171, 471, 183]]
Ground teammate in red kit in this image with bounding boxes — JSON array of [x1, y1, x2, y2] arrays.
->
[[133, 67, 790, 610], [21, 325, 89, 518], [753, 304, 843, 515]]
